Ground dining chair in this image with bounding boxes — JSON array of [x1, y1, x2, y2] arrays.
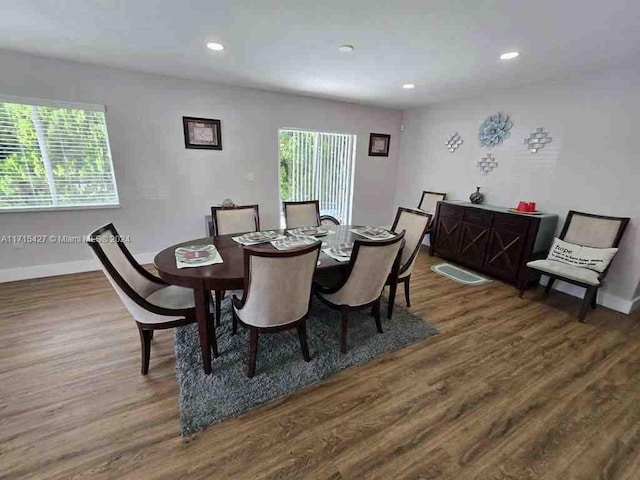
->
[[418, 190, 446, 231], [519, 211, 629, 322], [320, 215, 340, 226], [210, 204, 260, 323], [314, 232, 405, 353], [211, 204, 260, 236], [231, 241, 322, 377], [87, 223, 215, 374], [283, 200, 321, 228], [386, 207, 432, 318]]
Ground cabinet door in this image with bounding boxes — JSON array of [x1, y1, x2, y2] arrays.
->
[[483, 227, 526, 282], [458, 222, 491, 268], [434, 216, 462, 259]]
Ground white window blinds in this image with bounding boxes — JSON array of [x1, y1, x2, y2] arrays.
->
[[0, 97, 119, 211], [279, 129, 356, 224]]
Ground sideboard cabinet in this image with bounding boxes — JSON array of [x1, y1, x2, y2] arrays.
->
[[429, 202, 558, 287]]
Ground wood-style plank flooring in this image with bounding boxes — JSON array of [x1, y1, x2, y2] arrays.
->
[[2, 252, 640, 479]]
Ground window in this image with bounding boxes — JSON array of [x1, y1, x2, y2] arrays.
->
[[0, 96, 119, 211], [279, 129, 356, 224]]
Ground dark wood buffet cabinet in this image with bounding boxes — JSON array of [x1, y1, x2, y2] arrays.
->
[[429, 201, 558, 288]]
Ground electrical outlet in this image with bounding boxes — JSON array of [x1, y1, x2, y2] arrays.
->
[[246, 172, 255, 182]]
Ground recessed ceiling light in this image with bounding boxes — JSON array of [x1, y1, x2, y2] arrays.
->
[[402, 83, 415, 89], [500, 51, 520, 60], [338, 45, 354, 53], [206, 42, 225, 51]]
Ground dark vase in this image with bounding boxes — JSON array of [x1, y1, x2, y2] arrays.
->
[[470, 187, 484, 204]]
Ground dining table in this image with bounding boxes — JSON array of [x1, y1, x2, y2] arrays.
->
[[154, 225, 389, 374]]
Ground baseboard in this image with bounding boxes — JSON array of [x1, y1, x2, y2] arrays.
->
[[0, 252, 157, 283], [539, 276, 633, 315]]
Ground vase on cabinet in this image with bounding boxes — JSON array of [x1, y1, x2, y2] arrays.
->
[[470, 187, 484, 204]]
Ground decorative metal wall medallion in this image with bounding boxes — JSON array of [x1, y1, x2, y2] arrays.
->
[[479, 113, 513, 147], [477, 153, 498, 175], [523, 127, 552, 153], [445, 132, 463, 152]]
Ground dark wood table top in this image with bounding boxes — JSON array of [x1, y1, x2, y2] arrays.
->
[[154, 225, 364, 290]]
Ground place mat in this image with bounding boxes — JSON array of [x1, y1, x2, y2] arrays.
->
[[175, 244, 223, 269], [287, 226, 335, 237], [271, 236, 318, 250], [322, 243, 354, 262], [350, 227, 395, 240], [232, 231, 286, 246]]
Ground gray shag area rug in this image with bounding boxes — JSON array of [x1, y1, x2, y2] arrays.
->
[[174, 297, 438, 436]]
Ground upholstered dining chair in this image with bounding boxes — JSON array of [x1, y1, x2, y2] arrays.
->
[[519, 211, 629, 322], [320, 215, 340, 226], [211, 204, 260, 236], [314, 232, 405, 354], [283, 200, 321, 228], [418, 191, 447, 217], [87, 224, 214, 374], [386, 207, 432, 318], [232, 241, 322, 377], [210, 204, 260, 323]]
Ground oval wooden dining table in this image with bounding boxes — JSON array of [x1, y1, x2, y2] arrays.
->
[[154, 225, 368, 374]]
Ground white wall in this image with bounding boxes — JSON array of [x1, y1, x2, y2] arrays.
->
[[0, 49, 402, 280], [395, 67, 640, 313]]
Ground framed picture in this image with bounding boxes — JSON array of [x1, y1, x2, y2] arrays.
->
[[183, 117, 222, 150], [368, 133, 390, 157]]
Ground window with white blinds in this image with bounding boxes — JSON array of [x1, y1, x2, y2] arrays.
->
[[0, 97, 119, 211], [279, 129, 356, 224]]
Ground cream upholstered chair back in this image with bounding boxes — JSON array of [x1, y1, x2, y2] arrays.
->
[[234, 242, 321, 328], [87, 224, 174, 324], [211, 205, 260, 236], [322, 232, 405, 307], [284, 201, 320, 228], [391, 208, 432, 277], [561, 211, 629, 249], [418, 191, 447, 216]]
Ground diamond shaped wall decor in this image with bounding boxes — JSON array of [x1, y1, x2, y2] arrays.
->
[[477, 153, 498, 175], [445, 132, 463, 152], [524, 127, 552, 153]]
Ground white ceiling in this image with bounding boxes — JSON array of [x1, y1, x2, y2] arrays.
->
[[2, 0, 640, 108]]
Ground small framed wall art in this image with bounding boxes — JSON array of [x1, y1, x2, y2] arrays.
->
[[183, 117, 222, 150], [368, 133, 391, 157]]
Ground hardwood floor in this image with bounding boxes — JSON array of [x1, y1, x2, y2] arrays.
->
[[2, 252, 640, 479]]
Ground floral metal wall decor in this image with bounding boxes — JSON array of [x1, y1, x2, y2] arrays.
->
[[479, 113, 512, 147], [523, 127, 552, 153], [477, 153, 498, 175], [445, 132, 463, 152]]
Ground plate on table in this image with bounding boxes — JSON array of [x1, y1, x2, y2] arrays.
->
[[289, 226, 330, 237], [329, 243, 354, 258], [239, 231, 281, 243], [272, 235, 317, 250], [358, 227, 394, 239], [175, 245, 218, 265]]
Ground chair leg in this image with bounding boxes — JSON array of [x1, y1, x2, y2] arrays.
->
[[248, 328, 259, 378], [591, 288, 598, 310], [149, 330, 154, 340], [544, 277, 556, 298], [137, 325, 152, 375], [388, 280, 398, 319], [579, 287, 598, 323], [297, 320, 311, 362], [232, 309, 238, 335], [208, 313, 218, 358], [518, 269, 531, 298], [340, 309, 349, 354], [403, 276, 411, 307], [214, 290, 222, 326], [372, 298, 383, 333]]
